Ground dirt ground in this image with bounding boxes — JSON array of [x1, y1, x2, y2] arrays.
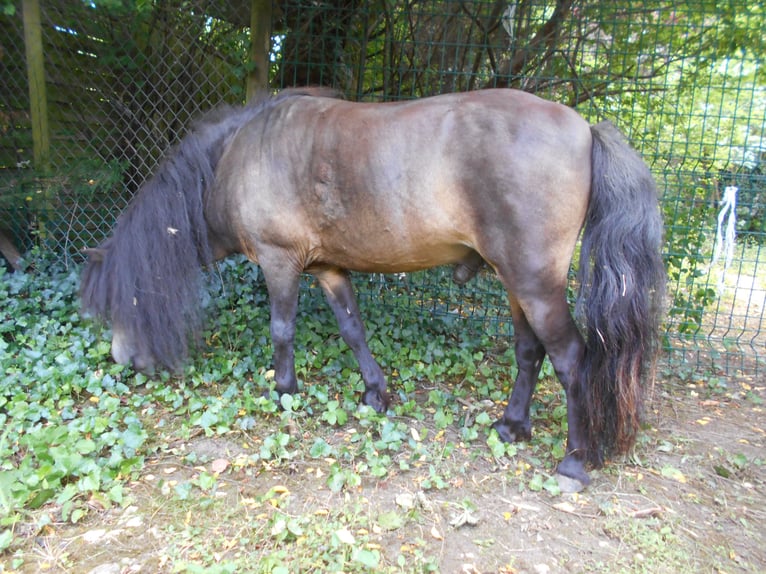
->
[[5, 371, 765, 574]]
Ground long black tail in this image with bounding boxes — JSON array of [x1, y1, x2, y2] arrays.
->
[[577, 121, 666, 462]]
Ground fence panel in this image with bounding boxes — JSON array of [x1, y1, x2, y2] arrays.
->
[[0, 1, 763, 376]]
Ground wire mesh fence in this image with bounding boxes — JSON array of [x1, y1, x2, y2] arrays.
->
[[1, 0, 763, 377]]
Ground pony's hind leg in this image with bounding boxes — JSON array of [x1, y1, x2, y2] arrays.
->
[[498, 279, 591, 487], [492, 298, 546, 443], [523, 296, 590, 486], [314, 267, 390, 412]]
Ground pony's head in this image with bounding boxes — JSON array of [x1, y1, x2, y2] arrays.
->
[[80, 242, 192, 373], [79, 98, 263, 373], [77, 101, 227, 373]]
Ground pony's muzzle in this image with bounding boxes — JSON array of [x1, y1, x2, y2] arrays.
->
[[111, 326, 154, 373]]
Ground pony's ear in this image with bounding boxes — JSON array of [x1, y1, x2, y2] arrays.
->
[[83, 247, 107, 262]]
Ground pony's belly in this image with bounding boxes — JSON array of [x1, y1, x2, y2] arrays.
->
[[316, 242, 477, 275]]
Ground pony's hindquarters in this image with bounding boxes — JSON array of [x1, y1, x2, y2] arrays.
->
[[578, 121, 666, 462]]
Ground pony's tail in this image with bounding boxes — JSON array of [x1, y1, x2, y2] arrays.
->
[[576, 121, 666, 464]]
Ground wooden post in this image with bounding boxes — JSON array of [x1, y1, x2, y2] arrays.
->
[[22, 0, 50, 171], [22, 0, 51, 245], [247, 0, 272, 102]]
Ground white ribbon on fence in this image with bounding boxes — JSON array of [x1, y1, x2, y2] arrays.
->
[[502, 3, 517, 41], [711, 185, 738, 290]]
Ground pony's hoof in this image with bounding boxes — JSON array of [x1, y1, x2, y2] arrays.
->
[[555, 473, 587, 493], [491, 419, 532, 443], [362, 389, 390, 413], [556, 455, 591, 491]]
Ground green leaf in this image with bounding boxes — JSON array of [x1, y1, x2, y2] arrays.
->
[[28, 488, 56, 509], [714, 465, 731, 478], [377, 510, 404, 531], [279, 393, 294, 412], [56, 483, 79, 505], [474, 411, 492, 426], [433, 408, 453, 429], [107, 483, 124, 505], [542, 476, 561, 496], [309, 438, 333, 458], [70, 508, 86, 524], [528, 474, 544, 492], [120, 426, 147, 451], [731, 453, 748, 469], [353, 549, 380, 568], [287, 519, 304, 537], [174, 482, 193, 500], [196, 409, 220, 430], [0, 529, 12, 552], [195, 472, 217, 491], [326, 467, 346, 492]]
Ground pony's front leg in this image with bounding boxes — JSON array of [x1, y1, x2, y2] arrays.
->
[[315, 267, 390, 412], [261, 264, 301, 397]]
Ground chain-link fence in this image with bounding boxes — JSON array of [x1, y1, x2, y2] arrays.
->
[[1, 1, 764, 377]]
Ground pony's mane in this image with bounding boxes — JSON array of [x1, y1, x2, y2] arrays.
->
[[80, 88, 339, 369]]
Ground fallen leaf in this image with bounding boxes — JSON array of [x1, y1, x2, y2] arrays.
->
[[430, 525, 443, 540], [335, 528, 355, 545], [714, 465, 731, 478], [416, 491, 435, 512], [211, 458, 229, 474], [629, 506, 663, 518], [450, 509, 480, 528], [395, 493, 415, 509], [553, 501, 576, 514], [661, 465, 687, 483]]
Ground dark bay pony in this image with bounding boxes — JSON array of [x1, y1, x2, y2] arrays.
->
[[81, 88, 665, 488]]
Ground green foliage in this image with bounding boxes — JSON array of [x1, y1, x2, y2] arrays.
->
[[0, 252, 608, 555], [0, 261, 144, 527], [4, 253, 759, 571], [662, 175, 718, 334]]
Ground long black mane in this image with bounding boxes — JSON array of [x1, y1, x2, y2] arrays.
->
[[80, 89, 336, 369]]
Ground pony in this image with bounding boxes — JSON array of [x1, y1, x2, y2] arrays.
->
[[81, 87, 666, 489]]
